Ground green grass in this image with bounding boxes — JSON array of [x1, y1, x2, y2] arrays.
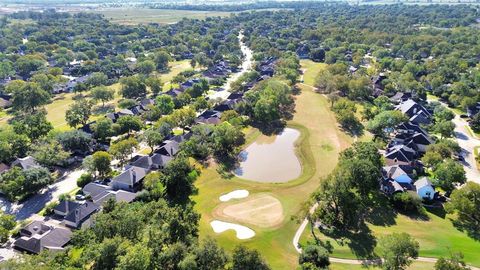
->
[[300, 59, 327, 86], [330, 261, 435, 270], [300, 206, 480, 267], [192, 65, 355, 269], [92, 8, 233, 25]]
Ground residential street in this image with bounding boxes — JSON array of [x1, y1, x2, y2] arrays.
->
[[0, 169, 84, 221], [451, 114, 480, 184]]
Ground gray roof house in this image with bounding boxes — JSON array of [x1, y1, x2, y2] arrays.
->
[[63, 201, 100, 229], [111, 166, 147, 192], [53, 200, 81, 217], [14, 221, 72, 254], [396, 99, 431, 125], [11, 156, 38, 170], [155, 140, 180, 157], [82, 182, 137, 205]]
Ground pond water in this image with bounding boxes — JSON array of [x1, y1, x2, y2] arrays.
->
[[234, 128, 302, 183]]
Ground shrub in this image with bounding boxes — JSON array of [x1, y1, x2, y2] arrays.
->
[[77, 173, 93, 188], [392, 191, 426, 215]]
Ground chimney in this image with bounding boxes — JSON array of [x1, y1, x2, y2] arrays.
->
[[75, 208, 81, 224], [65, 200, 69, 215], [132, 170, 137, 184]]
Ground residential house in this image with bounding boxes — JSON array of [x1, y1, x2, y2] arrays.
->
[[13, 221, 72, 254], [155, 140, 180, 157], [414, 177, 435, 201], [396, 99, 432, 125], [196, 110, 222, 125], [380, 178, 404, 196], [53, 200, 100, 229], [111, 166, 147, 192], [82, 182, 137, 204], [390, 92, 412, 104], [384, 144, 417, 166], [11, 156, 38, 170]]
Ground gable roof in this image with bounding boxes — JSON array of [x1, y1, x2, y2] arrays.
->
[[64, 202, 100, 227], [14, 221, 72, 254], [151, 153, 173, 168], [414, 177, 433, 190], [155, 140, 179, 157], [11, 156, 38, 170], [396, 99, 431, 118], [53, 200, 81, 216], [129, 155, 152, 170], [112, 166, 147, 186]]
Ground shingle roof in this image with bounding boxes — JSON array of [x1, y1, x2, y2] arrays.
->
[[414, 177, 433, 189], [11, 156, 38, 170], [14, 221, 72, 254], [112, 166, 147, 186], [64, 202, 100, 227]]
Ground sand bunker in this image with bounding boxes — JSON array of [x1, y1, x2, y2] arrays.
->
[[210, 220, 255, 239], [219, 190, 249, 202], [215, 194, 284, 228]]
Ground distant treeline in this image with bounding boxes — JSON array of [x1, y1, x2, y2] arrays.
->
[[147, 1, 348, 12]]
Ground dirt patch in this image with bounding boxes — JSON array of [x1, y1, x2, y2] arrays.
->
[[214, 193, 284, 228]]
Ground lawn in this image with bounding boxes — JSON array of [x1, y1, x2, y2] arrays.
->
[[330, 261, 435, 270], [192, 69, 355, 269], [92, 8, 233, 25], [299, 196, 480, 267]]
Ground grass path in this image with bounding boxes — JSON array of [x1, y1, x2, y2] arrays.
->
[[192, 65, 354, 269]]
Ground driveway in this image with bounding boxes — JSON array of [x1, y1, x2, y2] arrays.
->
[[0, 169, 84, 221]]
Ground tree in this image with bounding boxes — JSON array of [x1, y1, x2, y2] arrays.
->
[[435, 252, 470, 270], [367, 110, 408, 138], [109, 138, 138, 167], [66, 99, 93, 128], [93, 118, 114, 141], [116, 115, 143, 135], [172, 107, 196, 131], [7, 81, 51, 113], [392, 192, 425, 215], [469, 113, 480, 133], [31, 139, 71, 168], [90, 151, 112, 179], [210, 122, 245, 158], [154, 51, 171, 71], [85, 72, 108, 88], [0, 210, 16, 243], [0, 166, 52, 201], [194, 238, 228, 270], [120, 76, 147, 99], [117, 243, 151, 270], [379, 233, 419, 270], [434, 120, 455, 139], [421, 150, 443, 169], [12, 111, 53, 141], [299, 244, 330, 270], [156, 95, 175, 115], [160, 157, 197, 203], [91, 86, 114, 107], [0, 128, 30, 163], [445, 182, 480, 239], [145, 76, 162, 96], [77, 173, 93, 188], [232, 245, 270, 270], [15, 54, 45, 77], [141, 128, 164, 154], [433, 159, 466, 194], [137, 60, 156, 75], [56, 130, 92, 153]]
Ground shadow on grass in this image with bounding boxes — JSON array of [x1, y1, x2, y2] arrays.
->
[[320, 223, 378, 259], [425, 205, 446, 219], [93, 104, 115, 115], [365, 195, 397, 227]]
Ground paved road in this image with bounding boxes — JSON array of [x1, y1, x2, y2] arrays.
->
[[427, 98, 480, 184], [451, 114, 480, 184], [0, 169, 84, 221]]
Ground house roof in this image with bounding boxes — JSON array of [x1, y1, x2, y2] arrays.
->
[[53, 200, 81, 215], [155, 140, 179, 157], [112, 166, 147, 186], [394, 174, 413, 184], [396, 99, 431, 118], [385, 144, 416, 162], [414, 177, 433, 190], [115, 190, 137, 203], [129, 155, 152, 170], [82, 182, 110, 198], [64, 202, 100, 227], [14, 221, 72, 254], [151, 153, 173, 168], [11, 156, 38, 170]]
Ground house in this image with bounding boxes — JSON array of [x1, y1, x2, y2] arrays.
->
[[11, 156, 38, 170], [414, 177, 435, 201], [13, 221, 72, 254], [380, 179, 404, 196], [196, 110, 222, 125], [382, 165, 414, 184], [127, 155, 153, 171], [396, 122, 428, 136], [384, 144, 417, 166], [296, 44, 310, 59], [391, 131, 433, 153], [82, 182, 137, 204], [151, 153, 173, 169], [396, 99, 432, 119], [155, 140, 180, 157], [111, 166, 147, 192], [63, 202, 100, 229], [53, 200, 81, 217], [390, 92, 412, 104], [0, 163, 10, 174]]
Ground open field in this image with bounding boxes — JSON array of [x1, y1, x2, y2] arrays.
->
[[92, 8, 233, 25], [331, 261, 435, 270], [192, 62, 355, 269], [0, 60, 192, 130]]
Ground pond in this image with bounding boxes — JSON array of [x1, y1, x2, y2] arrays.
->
[[234, 128, 302, 183]]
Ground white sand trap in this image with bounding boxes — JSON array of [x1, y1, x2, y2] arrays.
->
[[210, 220, 255, 239], [219, 190, 249, 202]]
